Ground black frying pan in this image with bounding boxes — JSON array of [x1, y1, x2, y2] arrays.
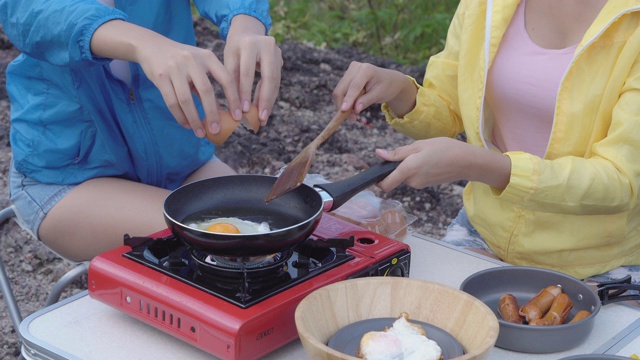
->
[[163, 161, 399, 256]]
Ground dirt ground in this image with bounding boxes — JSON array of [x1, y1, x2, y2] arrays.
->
[[0, 18, 463, 359]]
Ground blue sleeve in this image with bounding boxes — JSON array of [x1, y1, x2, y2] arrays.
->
[[192, 0, 272, 41], [0, 0, 127, 66]]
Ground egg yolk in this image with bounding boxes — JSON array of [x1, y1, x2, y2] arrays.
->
[[206, 222, 241, 234]]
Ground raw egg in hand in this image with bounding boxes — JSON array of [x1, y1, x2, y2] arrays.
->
[[205, 105, 261, 146], [190, 217, 271, 235]]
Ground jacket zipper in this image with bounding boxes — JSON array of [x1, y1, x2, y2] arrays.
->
[[127, 78, 162, 187]]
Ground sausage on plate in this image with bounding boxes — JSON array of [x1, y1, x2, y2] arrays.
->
[[529, 292, 574, 326], [498, 294, 524, 324], [568, 310, 591, 324], [519, 285, 562, 323]]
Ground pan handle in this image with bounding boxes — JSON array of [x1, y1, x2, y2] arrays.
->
[[313, 161, 400, 212], [596, 275, 640, 305]]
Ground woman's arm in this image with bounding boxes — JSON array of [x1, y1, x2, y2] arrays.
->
[[0, 0, 125, 66]]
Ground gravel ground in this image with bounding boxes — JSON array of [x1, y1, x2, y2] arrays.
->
[[0, 19, 463, 359]]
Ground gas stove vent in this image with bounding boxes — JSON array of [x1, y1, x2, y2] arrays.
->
[[121, 290, 199, 341]]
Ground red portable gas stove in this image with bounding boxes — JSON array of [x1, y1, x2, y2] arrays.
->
[[88, 214, 411, 360]]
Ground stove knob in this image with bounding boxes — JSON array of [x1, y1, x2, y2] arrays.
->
[[387, 265, 404, 277]]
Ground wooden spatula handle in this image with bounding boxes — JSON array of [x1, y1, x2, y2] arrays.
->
[[313, 108, 352, 145], [314, 90, 365, 145]]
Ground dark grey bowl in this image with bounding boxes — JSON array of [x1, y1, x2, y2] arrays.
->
[[460, 266, 601, 354]]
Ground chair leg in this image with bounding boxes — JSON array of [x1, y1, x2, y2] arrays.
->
[[2, 205, 90, 345], [0, 259, 23, 340], [45, 262, 89, 307], [0, 206, 23, 341]]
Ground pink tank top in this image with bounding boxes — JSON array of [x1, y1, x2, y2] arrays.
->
[[486, 0, 577, 158]]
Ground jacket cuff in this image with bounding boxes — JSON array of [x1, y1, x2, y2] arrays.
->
[[218, 8, 272, 41], [80, 12, 128, 64], [381, 76, 421, 123], [492, 151, 536, 202]]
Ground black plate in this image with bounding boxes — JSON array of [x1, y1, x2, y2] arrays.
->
[[326, 317, 465, 359]]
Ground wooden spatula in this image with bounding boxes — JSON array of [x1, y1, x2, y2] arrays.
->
[[265, 107, 354, 203]]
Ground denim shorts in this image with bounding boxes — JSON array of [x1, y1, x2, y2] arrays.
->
[[9, 160, 76, 240], [441, 207, 496, 255], [442, 208, 640, 287]]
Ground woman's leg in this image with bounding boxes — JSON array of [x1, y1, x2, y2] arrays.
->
[[38, 160, 237, 261], [183, 157, 237, 183], [39, 177, 171, 261]]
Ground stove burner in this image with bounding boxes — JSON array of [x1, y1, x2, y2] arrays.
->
[[190, 248, 292, 279], [190, 249, 294, 303], [122, 234, 357, 308], [205, 254, 277, 269]]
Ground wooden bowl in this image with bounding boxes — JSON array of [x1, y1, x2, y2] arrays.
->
[[295, 277, 499, 359]]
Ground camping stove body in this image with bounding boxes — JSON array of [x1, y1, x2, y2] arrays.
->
[[88, 214, 411, 360]]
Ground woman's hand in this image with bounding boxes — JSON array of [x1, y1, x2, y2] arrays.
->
[[375, 138, 512, 191], [332, 61, 418, 118], [135, 38, 242, 138], [91, 20, 241, 138], [224, 15, 282, 126], [90, 17, 283, 138]]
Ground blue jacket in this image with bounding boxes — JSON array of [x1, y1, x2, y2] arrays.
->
[[0, 0, 271, 189]]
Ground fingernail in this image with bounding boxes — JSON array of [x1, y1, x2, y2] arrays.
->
[[195, 128, 205, 138], [233, 109, 242, 121], [341, 102, 348, 111], [260, 108, 270, 121], [243, 100, 250, 112], [209, 122, 220, 134]]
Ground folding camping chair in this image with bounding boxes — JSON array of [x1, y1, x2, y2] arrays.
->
[[0, 205, 89, 341]]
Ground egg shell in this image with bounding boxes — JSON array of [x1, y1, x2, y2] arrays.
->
[[205, 105, 260, 146]]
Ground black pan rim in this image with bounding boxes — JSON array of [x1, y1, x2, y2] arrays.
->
[[163, 174, 324, 236]]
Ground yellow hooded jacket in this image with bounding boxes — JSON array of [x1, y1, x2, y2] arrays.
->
[[384, 0, 640, 279]]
